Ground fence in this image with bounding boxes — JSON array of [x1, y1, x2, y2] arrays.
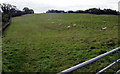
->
[[2, 22, 10, 32], [58, 47, 120, 74]]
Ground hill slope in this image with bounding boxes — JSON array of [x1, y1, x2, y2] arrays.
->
[[3, 13, 119, 72]]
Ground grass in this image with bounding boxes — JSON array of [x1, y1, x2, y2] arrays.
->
[[2, 13, 119, 72]]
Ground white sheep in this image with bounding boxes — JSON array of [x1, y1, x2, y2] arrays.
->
[[73, 24, 76, 27], [67, 26, 71, 29], [101, 27, 107, 30]]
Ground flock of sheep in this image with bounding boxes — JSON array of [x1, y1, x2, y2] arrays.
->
[[51, 21, 108, 31], [61, 23, 107, 31], [66, 24, 77, 29]]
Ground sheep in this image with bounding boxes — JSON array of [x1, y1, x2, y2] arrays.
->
[[101, 27, 107, 30], [67, 25, 71, 29], [73, 24, 76, 27]]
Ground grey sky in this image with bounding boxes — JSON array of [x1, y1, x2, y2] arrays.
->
[[0, 0, 119, 13]]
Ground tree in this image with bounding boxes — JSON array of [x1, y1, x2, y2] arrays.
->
[[23, 7, 29, 13], [46, 10, 65, 13], [67, 10, 74, 13], [23, 7, 34, 14], [29, 9, 34, 14], [0, 3, 13, 26], [103, 9, 117, 15], [74, 10, 85, 13], [85, 8, 101, 14], [0, 3, 16, 14]]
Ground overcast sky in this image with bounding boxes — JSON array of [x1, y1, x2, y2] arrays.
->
[[0, 0, 119, 13]]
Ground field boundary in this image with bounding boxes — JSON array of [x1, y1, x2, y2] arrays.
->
[[2, 22, 10, 32], [58, 47, 120, 74]]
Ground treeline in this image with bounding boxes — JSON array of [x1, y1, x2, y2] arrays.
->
[[46, 8, 118, 15], [0, 3, 34, 31], [11, 7, 34, 17], [1, 4, 34, 17]]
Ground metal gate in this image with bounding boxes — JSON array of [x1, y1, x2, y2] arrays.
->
[[58, 47, 120, 74]]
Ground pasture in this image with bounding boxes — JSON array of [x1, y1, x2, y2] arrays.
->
[[2, 13, 119, 72]]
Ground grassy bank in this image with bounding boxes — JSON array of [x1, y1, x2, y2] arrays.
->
[[2, 13, 119, 72]]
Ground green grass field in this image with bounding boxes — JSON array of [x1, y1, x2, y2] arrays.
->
[[2, 13, 119, 72]]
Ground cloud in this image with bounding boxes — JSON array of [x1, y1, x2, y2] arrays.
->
[[0, 0, 119, 13]]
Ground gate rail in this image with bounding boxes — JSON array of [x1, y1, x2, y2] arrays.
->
[[58, 47, 120, 74]]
